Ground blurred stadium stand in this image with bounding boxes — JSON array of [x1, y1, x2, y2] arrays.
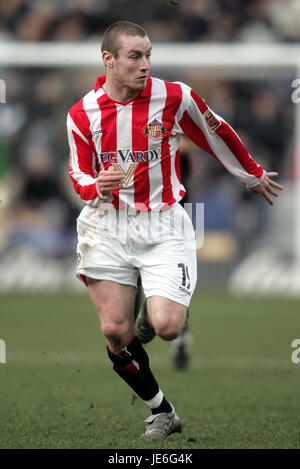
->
[[0, 0, 299, 293]]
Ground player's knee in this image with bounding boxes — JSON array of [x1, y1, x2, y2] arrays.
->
[[101, 322, 130, 342], [154, 318, 181, 341]]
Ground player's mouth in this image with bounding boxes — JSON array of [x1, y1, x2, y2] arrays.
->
[[136, 75, 148, 81]]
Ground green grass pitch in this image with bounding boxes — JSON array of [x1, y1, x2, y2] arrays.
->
[[0, 290, 299, 449]]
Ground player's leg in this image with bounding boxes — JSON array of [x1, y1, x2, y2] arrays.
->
[[146, 296, 187, 341], [145, 295, 192, 369], [135, 283, 192, 369], [171, 322, 193, 370], [170, 203, 195, 369], [134, 208, 196, 438], [76, 211, 182, 439], [136, 203, 196, 346], [133, 293, 188, 439], [87, 277, 177, 437], [87, 278, 135, 354]]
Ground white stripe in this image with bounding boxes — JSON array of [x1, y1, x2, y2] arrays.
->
[[67, 112, 89, 144], [67, 114, 84, 179], [116, 102, 134, 208], [148, 78, 167, 210], [173, 81, 191, 132], [67, 113, 98, 206], [169, 136, 181, 201], [83, 90, 100, 176], [168, 82, 186, 199], [83, 88, 106, 171]]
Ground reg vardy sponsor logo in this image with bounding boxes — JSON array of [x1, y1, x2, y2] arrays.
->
[[97, 148, 161, 164]]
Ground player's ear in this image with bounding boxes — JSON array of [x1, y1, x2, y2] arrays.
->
[[102, 51, 114, 68]]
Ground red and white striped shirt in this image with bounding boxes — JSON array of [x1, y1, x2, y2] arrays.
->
[[67, 75, 264, 211]]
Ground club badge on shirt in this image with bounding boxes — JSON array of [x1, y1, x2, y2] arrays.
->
[[143, 119, 167, 139]]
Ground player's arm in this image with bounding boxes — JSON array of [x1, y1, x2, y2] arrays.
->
[[179, 88, 283, 205], [67, 112, 124, 205]]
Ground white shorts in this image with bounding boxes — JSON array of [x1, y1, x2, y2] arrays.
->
[[76, 203, 197, 307]]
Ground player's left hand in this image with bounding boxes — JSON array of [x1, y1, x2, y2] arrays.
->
[[246, 172, 284, 205]]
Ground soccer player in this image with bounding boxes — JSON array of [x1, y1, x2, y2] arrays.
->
[[67, 21, 283, 439]]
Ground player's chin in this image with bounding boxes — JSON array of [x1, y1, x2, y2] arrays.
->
[[134, 78, 147, 89]]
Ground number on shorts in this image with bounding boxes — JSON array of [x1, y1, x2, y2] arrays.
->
[[178, 263, 190, 289]]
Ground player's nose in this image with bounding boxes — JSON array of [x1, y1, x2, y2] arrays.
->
[[140, 56, 150, 71]]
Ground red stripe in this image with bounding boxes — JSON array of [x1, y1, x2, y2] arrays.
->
[[94, 76, 105, 93], [126, 362, 139, 374], [216, 120, 263, 178], [132, 79, 152, 211], [71, 130, 94, 177], [190, 90, 208, 113], [161, 82, 182, 206], [117, 349, 139, 374], [175, 148, 181, 184], [179, 110, 225, 168], [79, 274, 87, 286], [69, 171, 98, 201], [175, 148, 187, 200], [97, 94, 120, 209]]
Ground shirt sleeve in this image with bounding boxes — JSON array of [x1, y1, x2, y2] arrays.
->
[[67, 110, 106, 207], [178, 86, 265, 188]]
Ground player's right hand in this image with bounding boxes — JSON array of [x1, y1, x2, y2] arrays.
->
[[97, 165, 125, 196], [246, 171, 284, 205]]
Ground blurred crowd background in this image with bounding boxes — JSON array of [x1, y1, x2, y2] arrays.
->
[[1, 0, 300, 43], [0, 0, 297, 289]]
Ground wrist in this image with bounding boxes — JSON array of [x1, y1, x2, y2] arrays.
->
[[259, 170, 266, 183], [246, 170, 266, 189], [96, 180, 108, 200]]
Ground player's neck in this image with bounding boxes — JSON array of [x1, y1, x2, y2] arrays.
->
[[102, 79, 140, 104]]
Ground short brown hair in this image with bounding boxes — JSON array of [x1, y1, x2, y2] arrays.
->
[[101, 21, 147, 58]]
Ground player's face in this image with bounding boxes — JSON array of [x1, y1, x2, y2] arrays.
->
[[111, 34, 152, 92]]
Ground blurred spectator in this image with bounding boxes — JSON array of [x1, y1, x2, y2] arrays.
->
[[1, 0, 299, 44], [15, 5, 55, 42], [0, 141, 79, 256], [178, 0, 211, 42], [268, 0, 300, 42], [20, 143, 60, 208]]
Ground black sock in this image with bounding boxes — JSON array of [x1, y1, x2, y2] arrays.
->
[[107, 337, 171, 412], [151, 396, 172, 415]]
